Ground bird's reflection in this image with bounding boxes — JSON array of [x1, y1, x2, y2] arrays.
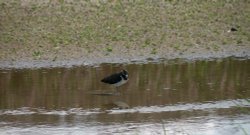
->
[[102, 101, 130, 110]]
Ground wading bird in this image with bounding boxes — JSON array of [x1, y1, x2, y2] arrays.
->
[[101, 69, 128, 93]]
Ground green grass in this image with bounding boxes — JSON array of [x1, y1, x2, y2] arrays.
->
[[106, 46, 113, 52], [32, 50, 42, 59], [0, 0, 249, 60], [151, 48, 157, 54]]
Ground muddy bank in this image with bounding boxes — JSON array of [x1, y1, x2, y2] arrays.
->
[[0, 44, 249, 69]]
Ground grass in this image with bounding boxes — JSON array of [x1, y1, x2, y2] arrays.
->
[[32, 50, 42, 59], [151, 48, 157, 54], [0, 0, 249, 61], [106, 46, 113, 52]]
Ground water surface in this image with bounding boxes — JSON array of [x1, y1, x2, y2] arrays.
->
[[0, 58, 250, 135]]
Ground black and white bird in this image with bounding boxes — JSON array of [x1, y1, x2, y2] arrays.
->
[[101, 69, 129, 92]]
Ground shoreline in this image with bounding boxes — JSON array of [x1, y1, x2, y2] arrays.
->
[[1, 44, 249, 69]]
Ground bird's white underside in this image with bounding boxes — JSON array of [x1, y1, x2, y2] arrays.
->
[[113, 77, 128, 87]]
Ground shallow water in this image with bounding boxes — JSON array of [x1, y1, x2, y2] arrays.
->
[[0, 58, 250, 135]]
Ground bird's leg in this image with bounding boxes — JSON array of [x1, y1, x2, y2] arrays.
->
[[112, 87, 116, 94], [113, 87, 120, 95], [115, 87, 118, 93]]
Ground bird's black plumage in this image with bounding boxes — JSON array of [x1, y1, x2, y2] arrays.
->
[[230, 27, 237, 32], [101, 70, 128, 85], [101, 73, 122, 84]]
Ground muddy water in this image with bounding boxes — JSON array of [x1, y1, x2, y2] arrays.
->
[[0, 58, 250, 135]]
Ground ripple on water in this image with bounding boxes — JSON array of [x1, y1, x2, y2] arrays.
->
[[0, 99, 249, 116], [0, 115, 249, 135]]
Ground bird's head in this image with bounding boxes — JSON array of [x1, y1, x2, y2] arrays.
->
[[121, 69, 128, 79]]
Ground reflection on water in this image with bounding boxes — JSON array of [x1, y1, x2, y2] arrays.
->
[[0, 58, 250, 135]]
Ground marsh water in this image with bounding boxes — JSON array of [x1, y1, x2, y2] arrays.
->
[[0, 58, 250, 135]]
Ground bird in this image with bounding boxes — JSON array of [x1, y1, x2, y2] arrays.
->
[[101, 69, 129, 93], [230, 27, 238, 32], [228, 27, 238, 32]]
